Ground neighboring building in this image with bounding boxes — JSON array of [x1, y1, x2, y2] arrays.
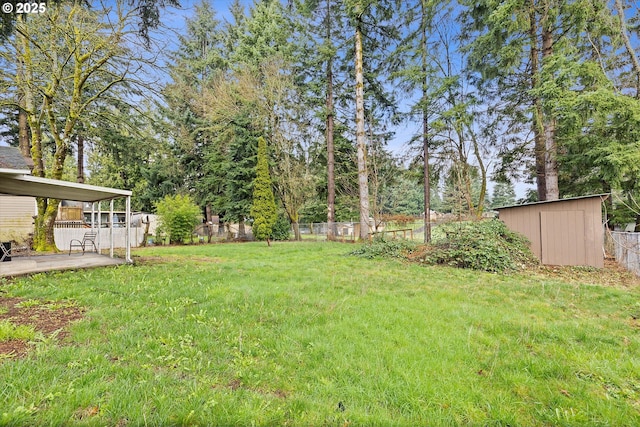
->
[[495, 194, 608, 268], [0, 147, 35, 242]]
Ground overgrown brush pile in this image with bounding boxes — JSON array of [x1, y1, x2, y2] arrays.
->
[[418, 220, 539, 272], [352, 220, 538, 273], [350, 236, 418, 259]]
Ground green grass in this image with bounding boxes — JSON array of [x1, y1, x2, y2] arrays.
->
[[0, 320, 36, 342], [1, 241, 640, 426]]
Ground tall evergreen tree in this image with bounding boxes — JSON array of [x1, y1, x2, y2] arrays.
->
[[460, 0, 566, 201], [344, 0, 400, 240], [251, 136, 277, 246]]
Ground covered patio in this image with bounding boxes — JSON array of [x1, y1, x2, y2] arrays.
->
[[0, 170, 133, 277]]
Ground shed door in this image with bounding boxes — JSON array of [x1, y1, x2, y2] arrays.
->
[[540, 211, 586, 266]]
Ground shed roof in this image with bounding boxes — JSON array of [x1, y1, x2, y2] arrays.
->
[[494, 194, 609, 211], [0, 172, 132, 202]]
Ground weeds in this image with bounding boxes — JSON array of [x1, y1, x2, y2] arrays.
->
[[350, 236, 417, 259], [0, 320, 36, 341]]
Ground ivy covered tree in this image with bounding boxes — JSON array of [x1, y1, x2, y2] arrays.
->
[[0, 2, 151, 251], [250, 136, 277, 246]]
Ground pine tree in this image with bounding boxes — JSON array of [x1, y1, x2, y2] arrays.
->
[[251, 136, 277, 246]]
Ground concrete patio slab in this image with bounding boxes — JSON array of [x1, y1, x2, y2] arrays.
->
[[0, 253, 126, 278]]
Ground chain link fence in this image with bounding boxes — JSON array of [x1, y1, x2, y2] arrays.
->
[[607, 230, 640, 276]]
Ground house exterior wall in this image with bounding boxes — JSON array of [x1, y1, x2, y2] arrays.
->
[[0, 195, 35, 242], [497, 196, 604, 268]]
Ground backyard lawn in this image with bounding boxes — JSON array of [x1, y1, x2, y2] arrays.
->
[[1, 241, 640, 426]]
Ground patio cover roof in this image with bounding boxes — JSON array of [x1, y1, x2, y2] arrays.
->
[[0, 171, 132, 202]]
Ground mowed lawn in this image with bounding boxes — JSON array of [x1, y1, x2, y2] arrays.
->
[[1, 241, 640, 426]]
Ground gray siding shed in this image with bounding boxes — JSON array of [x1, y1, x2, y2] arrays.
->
[[496, 194, 608, 268]]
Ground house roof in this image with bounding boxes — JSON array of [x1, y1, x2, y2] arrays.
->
[[494, 193, 610, 211], [0, 172, 132, 202], [0, 146, 32, 173]]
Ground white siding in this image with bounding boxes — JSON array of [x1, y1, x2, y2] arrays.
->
[[0, 195, 35, 241]]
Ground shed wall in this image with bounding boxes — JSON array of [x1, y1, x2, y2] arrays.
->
[[498, 197, 604, 267]]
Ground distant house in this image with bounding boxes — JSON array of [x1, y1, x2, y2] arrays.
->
[[0, 147, 35, 242], [495, 194, 608, 268]]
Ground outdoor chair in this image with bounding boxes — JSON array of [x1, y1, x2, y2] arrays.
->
[[69, 231, 98, 255], [0, 234, 32, 262]]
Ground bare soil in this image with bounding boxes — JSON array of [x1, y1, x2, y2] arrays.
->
[[530, 258, 640, 289], [0, 297, 84, 360]]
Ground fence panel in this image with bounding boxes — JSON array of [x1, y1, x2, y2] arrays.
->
[[609, 231, 640, 276], [55, 227, 145, 251]]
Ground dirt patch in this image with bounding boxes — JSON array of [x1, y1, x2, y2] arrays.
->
[[0, 297, 85, 360], [528, 258, 640, 289]]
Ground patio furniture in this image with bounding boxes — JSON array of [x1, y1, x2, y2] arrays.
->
[[1, 242, 10, 262], [69, 231, 98, 255]]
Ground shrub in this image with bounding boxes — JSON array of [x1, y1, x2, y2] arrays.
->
[[420, 219, 538, 272], [351, 236, 418, 259], [271, 215, 292, 241], [155, 194, 201, 244]]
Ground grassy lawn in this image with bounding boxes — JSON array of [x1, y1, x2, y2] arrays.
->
[[1, 241, 640, 426]]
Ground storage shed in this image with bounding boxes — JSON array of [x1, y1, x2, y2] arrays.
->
[[495, 194, 608, 268]]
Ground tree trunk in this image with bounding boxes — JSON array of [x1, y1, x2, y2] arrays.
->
[[18, 110, 29, 158], [614, 0, 640, 98], [325, 0, 336, 241], [16, 16, 30, 160], [22, 33, 51, 250], [421, 0, 431, 243], [354, 19, 370, 241], [542, 21, 558, 200], [77, 134, 85, 183], [468, 127, 487, 218], [529, 2, 546, 201], [205, 204, 213, 243], [238, 219, 246, 239], [292, 221, 300, 241]]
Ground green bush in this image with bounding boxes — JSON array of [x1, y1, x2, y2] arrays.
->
[[155, 194, 201, 244], [351, 236, 418, 259], [421, 219, 538, 272], [271, 215, 292, 241]]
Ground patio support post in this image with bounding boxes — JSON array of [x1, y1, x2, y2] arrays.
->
[[91, 202, 95, 230], [97, 201, 101, 253], [126, 196, 131, 263], [109, 199, 114, 258]]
